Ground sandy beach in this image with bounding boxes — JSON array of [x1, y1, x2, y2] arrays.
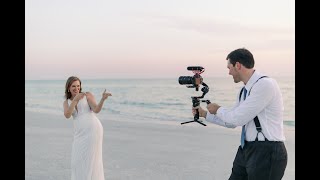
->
[[25, 110, 295, 180]]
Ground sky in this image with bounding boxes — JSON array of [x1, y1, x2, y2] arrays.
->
[[25, 0, 295, 80]]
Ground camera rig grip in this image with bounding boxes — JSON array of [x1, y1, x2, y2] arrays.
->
[[181, 83, 211, 126], [180, 97, 211, 126]]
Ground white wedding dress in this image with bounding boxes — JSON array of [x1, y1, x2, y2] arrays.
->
[[68, 96, 105, 180]]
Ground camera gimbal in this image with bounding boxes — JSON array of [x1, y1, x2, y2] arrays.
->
[[179, 66, 211, 126]]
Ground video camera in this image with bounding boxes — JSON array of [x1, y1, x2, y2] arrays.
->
[[178, 66, 204, 91], [178, 66, 211, 126]]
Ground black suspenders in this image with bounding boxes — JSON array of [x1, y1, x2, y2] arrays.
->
[[239, 76, 269, 141]]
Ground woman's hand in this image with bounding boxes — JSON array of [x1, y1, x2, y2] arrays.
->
[[73, 92, 86, 101], [102, 89, 112, 100]]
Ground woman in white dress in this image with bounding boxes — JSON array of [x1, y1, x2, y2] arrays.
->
[[63, 76, 112, 180]]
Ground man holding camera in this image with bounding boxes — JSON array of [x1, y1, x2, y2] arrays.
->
[[194, 48, 287, 180]]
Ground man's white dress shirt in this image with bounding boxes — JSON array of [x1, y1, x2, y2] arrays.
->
[[205, 70, 285, 141]]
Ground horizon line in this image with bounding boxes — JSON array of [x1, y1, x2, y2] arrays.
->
[[25, 74, 295, 81]]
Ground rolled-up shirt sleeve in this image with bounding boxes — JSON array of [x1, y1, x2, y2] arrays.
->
[[216, 79, 274, 126]]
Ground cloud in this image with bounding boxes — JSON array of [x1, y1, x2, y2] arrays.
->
[[136, 13, 294, 50]]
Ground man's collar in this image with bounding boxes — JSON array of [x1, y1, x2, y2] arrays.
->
[[244, 70, 264, 90]]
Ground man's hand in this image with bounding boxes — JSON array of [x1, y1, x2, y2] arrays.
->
[[192, 106, 207, 118], [206, 103, 221, 115]]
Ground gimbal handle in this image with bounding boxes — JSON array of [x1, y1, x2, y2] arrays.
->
[[181, 80, 211, 126], [201, 100, 211, 104]]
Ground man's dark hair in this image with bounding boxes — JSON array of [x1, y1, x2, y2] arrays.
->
[[226, 48, 255, 68]]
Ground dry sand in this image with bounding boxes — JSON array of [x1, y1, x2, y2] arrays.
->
[[25, 110, 294, 180]]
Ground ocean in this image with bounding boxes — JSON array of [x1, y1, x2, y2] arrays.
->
[[25, 76, 295, 127]]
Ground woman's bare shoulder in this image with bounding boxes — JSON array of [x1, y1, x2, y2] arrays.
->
[[85, 91, 93, 95], [63, 99, 68, 105], [85, 92, 95, 99]]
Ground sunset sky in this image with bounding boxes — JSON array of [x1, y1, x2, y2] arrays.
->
[[25, 0, 294, 80]]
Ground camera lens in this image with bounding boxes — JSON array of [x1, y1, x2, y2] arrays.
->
[[178, 76, 194, 85]]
